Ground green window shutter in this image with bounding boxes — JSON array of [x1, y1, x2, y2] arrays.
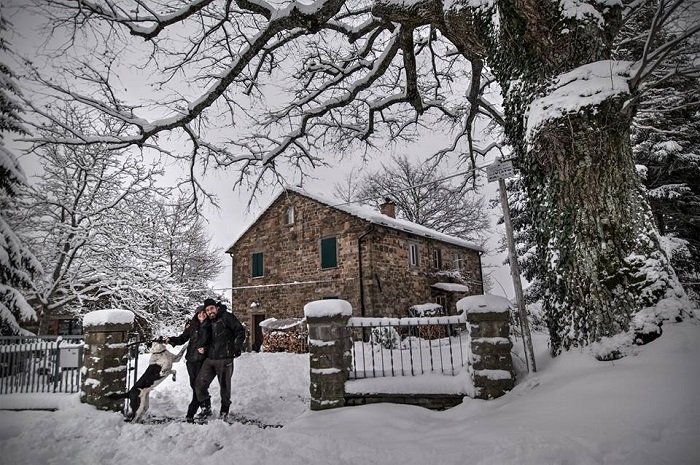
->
[[321, 237, 337, 269], [252, 252, 264, 277]]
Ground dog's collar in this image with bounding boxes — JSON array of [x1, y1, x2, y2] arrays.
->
[[151, 348, 167, 354]]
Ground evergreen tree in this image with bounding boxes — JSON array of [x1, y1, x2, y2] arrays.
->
[[618, 1, 700, 302], [633, 79, 700, 303], [0, 12, 41, 334]]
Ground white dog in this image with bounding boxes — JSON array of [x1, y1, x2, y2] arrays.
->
[[109, 340, 187, 423]]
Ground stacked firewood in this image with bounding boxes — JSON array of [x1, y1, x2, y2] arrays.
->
[[261, 329, 308, 353], [408, 304, 447, 340], [417, 324, 447, 340]]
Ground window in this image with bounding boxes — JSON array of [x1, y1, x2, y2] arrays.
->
[[286, 206, 295, 225], [454, 253, 463, 270], [56, 319, 82, 335], [435, 295, 447, 309], [433, 249, 442, 268], [321, 237, 338, 269], [252, 252, 264, 277], [409, 243, 419, 267]]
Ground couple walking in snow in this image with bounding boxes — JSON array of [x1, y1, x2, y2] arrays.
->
[[166, 298, 246, 422]]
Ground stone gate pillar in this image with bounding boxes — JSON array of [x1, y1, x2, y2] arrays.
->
[[81, 309, 135, 411], [304, 299, 353, 411], [458, 295, 516, 400]]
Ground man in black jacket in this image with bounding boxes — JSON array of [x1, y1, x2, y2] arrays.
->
[[194, 298, 246, 420], [166, 306, 211, 422]]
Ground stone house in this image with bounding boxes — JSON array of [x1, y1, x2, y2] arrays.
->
[[226, 187, 485, 351]]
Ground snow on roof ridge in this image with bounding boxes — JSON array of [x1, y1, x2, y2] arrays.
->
[[287, 186, 484, 252], [227, 186, 484, 252]]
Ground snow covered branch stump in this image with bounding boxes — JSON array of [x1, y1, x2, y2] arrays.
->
[[458, 295, 515, 400], [304, 300, 353, 410], [81, 309, 134, 412]]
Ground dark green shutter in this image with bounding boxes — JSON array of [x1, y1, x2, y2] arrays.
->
[[321, 237, 337, 269], [252, 252, 263, 277]]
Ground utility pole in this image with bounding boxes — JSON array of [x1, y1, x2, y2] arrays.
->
[[487, 159, 537, 372]]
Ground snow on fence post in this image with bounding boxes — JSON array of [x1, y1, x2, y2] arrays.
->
[[81, 309, 135, 411], [458, 295, 516, 399], [304, 299, 353, 411]]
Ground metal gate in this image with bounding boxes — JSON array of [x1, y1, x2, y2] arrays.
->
[[122, 334, 146, 415], [0, 335, 84, 394]]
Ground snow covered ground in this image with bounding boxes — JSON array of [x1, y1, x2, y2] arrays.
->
[[0, 320, 698, 465]]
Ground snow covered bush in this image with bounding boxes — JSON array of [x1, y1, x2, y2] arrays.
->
[[589, 298, 689, 361], [371, 326, 401, 350], [408, 303, 444, 317]]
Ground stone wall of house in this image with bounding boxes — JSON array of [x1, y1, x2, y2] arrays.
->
[[363, 227, 483, 317], [231, 192, 367, 348], [230, 191, 484, 349]]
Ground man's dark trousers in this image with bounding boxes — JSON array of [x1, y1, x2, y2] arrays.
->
[[195, 358, 234, 414]]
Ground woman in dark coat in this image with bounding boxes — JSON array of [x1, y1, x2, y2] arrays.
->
[[166, 306, 212, 422]]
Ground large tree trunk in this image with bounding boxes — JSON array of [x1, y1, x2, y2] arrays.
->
[[524, 99, 678, 352], [439, 1, 683, 354]]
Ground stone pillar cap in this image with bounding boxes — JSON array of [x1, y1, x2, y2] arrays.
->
[[83, 309, 135, 327], [457, 294, 513, 314], [304, 299, 352, 318]]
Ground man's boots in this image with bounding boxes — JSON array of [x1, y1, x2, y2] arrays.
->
[[198, 399, 212, 419]]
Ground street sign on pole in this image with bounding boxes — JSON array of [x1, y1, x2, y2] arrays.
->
[[486, 158, 536, 373], [486, 159, 515, 183]]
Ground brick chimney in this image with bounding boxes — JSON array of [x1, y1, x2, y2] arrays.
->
[[379, 197, 396, 218]]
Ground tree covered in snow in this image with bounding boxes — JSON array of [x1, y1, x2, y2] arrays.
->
[[607, 0, 699, 303], [333, 154, 490, 244], [15, 0, 700, 352], [153, 195, 223, 288], [116, 191, 224, 327], [501, 1, 700, 312], [15, 107, 222, 334], [0, 11, 41, 335], [633, 78, 700, 302]]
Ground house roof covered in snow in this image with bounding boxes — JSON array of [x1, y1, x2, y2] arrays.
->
[[227, 186, 484, 252]]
